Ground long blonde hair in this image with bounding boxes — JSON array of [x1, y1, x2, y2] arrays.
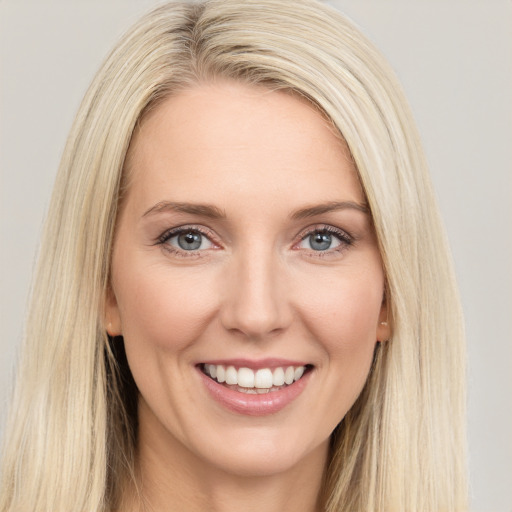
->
[[0, 1, 467, 510]]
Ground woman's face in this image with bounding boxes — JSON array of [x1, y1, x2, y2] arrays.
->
[[107, 81, 390, 478]]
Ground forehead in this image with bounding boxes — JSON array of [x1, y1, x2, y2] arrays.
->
[[124, 81, 364, 212]]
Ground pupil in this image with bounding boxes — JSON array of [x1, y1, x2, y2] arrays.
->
[[310, 232, 331, 251], [178, 231, 201, 250]]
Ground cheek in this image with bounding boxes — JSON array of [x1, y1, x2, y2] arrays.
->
[[297, 268, 383, 346], [295, 267, 383, 394], [113, 262, 219, 354]]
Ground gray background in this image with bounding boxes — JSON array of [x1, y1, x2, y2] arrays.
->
[[0, 1, 510, 510]]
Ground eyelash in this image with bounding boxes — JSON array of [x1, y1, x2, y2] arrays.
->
[[157, 225, 220, 258], [156, 224, 355, 258], [293, 225, 354, 258]]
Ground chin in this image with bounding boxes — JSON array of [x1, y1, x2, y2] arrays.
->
[[187, 424, 330, 479]]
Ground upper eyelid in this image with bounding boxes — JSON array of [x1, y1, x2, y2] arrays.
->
[[295, 224, 353, 242], [158, 225, 219, 245]]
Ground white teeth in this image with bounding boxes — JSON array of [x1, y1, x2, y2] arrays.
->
[[225, 366, 238, 385], [272, 367, 285, 386], [216, 365, 226, 383], [238, 387, 257, 394], [255, 368, 273, 388], [284, 366, 295, 385], [238, 367, 255, 388], [203, 363, 308, 389], [294, 366, 304, 381]]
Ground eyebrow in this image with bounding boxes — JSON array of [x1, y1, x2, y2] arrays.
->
[[142, 201, 226, 219], [141, 199, 369, 221], [290, 201, 369, 220]]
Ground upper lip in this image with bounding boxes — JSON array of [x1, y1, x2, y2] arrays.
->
[[197, 358, 311, 370]]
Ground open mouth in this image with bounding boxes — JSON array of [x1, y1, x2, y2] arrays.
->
[[200, 363, 313, 394]]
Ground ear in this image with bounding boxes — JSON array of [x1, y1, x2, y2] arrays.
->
[[104, 285, 122, 337], [376, 299, 391, 343]]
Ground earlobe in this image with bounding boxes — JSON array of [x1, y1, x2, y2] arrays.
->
[[105, 287, 122, 337], [376, 304, 391, 343]]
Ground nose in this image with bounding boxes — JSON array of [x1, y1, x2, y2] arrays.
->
[[220, 247, 292, 340]]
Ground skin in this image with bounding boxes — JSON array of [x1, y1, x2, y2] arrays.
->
[[106, 81, 390, 512]]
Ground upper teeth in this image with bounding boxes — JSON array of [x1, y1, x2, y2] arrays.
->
[[203, 364, 306, 389]]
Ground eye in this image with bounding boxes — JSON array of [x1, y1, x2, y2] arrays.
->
[[160, 227, 215, 253], [302, 231, 340, 251], [295, 226, 353, 254]]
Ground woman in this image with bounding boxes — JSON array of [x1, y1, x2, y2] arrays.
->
[[0, 0, 467, 510]]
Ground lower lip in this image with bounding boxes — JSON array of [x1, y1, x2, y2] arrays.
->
[[198, 367, 311, 416]]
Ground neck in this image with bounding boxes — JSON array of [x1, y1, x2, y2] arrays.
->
[[120, 401, 329, 512]]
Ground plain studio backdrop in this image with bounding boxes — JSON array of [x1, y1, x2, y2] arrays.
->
[[0, 1, 511, 510]]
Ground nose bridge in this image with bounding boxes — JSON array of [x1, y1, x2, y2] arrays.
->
[[221, 242, 290, 338]]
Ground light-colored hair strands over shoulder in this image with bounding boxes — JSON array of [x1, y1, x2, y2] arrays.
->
[[0, 1, 467, 511]]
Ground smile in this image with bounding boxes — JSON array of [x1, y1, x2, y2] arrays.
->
[[201, 363, 310, 394], [198, 361, 313, 415]]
